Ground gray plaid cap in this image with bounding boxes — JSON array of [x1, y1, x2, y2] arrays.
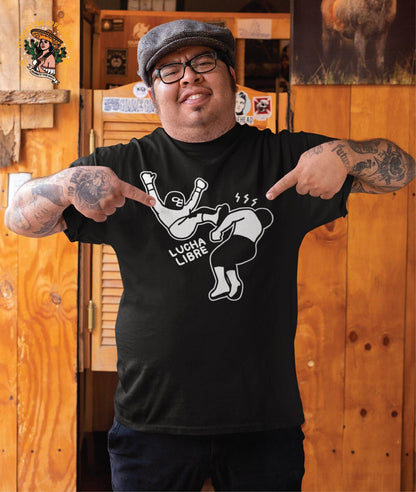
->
[[137, 19, 235, 86]]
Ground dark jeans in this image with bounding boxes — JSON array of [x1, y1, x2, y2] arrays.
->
[[108, 419, 305, 491]]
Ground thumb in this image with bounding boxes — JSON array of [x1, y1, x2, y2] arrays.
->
[[266, 168, 300, 200], [120, 180, 156, 207]]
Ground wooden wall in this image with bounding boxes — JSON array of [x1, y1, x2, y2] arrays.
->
[[0, 3, 414, 490], [292, 85, 415, 491], [0, 1, 80, 490]]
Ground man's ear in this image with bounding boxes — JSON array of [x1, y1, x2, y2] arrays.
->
[[229, 66, 236, 81], [148, 87, 159, 113], [228, 66, 237, 92]]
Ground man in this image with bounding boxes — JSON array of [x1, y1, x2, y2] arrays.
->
[[5, 19, 415, 492]]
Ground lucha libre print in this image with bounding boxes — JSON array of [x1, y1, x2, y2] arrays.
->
[[140, 171, 274, 301]]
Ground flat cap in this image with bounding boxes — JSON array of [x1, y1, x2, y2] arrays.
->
[[137, 19, 235, 86]]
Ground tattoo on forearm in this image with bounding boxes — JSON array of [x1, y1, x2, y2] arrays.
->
[[33, 216, 63, 235], [330, 143, 350, 168], [69, 168, 113, 209], [350, 142, 407, 187], [311, 144, 323, 155], [11, 207, 31, 231], [353, 159, 373, 172], [331, 138, 415, 193], [32, 183, 66, 206], [349, 140, 380, 154], [351, 179, 379, 194], [370, 143, 405, 185]]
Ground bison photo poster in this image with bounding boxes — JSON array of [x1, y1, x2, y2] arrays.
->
[[291, 0, 415, 85]]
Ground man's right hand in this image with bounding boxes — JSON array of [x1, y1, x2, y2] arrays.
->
[[67, 166, 155, 222]]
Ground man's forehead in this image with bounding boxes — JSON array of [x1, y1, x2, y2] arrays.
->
[[155, 45, 212, 66]]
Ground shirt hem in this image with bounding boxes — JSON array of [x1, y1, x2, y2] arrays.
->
[[113, 415, 305, 436]]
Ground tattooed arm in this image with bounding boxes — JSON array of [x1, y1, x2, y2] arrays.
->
[[5, 166, 155, 238], [266, 138, 416, 200], [336, 139, 415, 193]]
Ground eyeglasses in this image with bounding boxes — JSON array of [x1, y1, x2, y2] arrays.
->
[[152, 51, 218, 84]]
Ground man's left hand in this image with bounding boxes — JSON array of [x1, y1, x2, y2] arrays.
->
[[266, 143, 348, 200]]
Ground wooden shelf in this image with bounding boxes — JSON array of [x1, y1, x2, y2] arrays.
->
[[0, 89, 70, 105]]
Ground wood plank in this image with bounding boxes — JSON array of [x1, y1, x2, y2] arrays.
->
[[102, 112, 161, 124], [16, 1, 80, 490], [0, 0, 20, 165], [19, 0, 54, 129], [0, 107, 20, 167], [291, 85, 351, 139], [103, 130, 153, 141], [104, 121, 161, 132], [297, 220, 348, 492], [102, 279, 123, 288], [278, 92, 288, 132], [103, 288, 123, 296], [0, 89, 70, 105], [0, 1, 19, 488], [343, 86, 409, 491], [0, 208, 18, 491], [17, 235, 78, 491], [104, 138, 142, 146], [401, 85, 415, 491], [291, 85, 351, 491]]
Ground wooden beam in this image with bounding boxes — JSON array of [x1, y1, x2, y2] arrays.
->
[[0, 90, 70, 105], [19, 0, 54, 129]]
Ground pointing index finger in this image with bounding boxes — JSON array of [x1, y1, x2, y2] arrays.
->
[[266, 168, 299, 200], [120, 181, 156, 207]]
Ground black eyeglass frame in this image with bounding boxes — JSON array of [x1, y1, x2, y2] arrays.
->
[[152, 51, 218, 85]]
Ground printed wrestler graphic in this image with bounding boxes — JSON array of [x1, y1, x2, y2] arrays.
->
[[140, 172, 274, 301], [140, 171, 228, 240], [209, 207, 273, 301]]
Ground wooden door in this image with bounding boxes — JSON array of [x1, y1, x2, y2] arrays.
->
[[90, 83, 161, 371], [89, 83, 276, 371]]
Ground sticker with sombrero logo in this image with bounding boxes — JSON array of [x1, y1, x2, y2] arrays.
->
[[22, 26, 67, 84]]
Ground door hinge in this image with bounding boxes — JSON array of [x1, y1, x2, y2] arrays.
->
[[87, 300, 95, 333]]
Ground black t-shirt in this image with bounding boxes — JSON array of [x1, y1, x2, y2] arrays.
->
[[64, 124, 353, 435]]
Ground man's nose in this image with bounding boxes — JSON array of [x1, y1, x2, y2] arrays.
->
[[180, 65, 202, 85]]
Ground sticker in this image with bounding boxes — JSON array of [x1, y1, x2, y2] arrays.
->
[[236, 116, 254, 126], [106, 49, 127, 76], [128, 22, 151, 48], [133, 82, 149, 99], [20, 24, 68, 85], [102, 97, 155, 114], [235, 90, 251, 116], [253, 96, 272, 121], [237, 19, 272, 39], [102, 19, 124, 32]]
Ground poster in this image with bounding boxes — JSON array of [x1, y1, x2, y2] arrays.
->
[[291, 0, 415, 85]]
